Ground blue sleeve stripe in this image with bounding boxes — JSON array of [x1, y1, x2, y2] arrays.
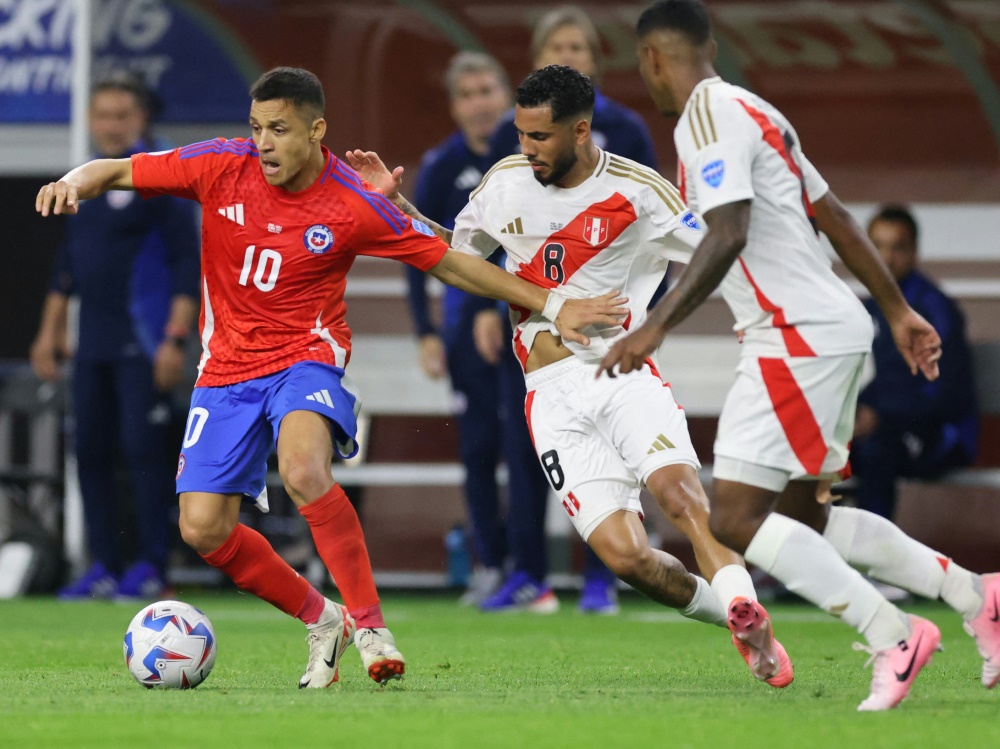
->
[[332, 161, 408, 231], [183, 140, 257, 156], [331, 160, 408, 232], [179, 139, 257, 160], [327, 171, 405, 236], [370, 192, 407, 229], [332, 159, 364, 188], [319, 155, 338, 185], [178, 138, 225, 155]]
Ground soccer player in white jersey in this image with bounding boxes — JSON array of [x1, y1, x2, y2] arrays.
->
[[598, 0, 1000, 710], [348, 64, 794, 688]]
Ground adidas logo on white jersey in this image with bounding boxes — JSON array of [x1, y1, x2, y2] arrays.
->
[[647, 433, 676, 454], [306, 389, 335, 408], [218, 203, 245, 226], [500, 217, 524, 235]]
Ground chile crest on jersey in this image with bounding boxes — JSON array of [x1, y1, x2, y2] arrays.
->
[[303, 224, 335, 254]]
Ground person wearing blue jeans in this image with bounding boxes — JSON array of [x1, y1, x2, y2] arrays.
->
[[405, 52, 543, 606], [478, 5, 662, 614], [851, 205, 978, 519], [30, 74, 200, 600]]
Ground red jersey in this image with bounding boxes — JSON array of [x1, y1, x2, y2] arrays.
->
[[132, 139, 448, 387]]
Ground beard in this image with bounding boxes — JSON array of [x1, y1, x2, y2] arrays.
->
[[531, 149, 577, 187]]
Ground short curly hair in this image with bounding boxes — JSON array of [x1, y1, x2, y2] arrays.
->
[[515, 65, 594, 124]]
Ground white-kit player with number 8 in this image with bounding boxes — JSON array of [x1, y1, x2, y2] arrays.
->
[[349, 64, 793, 688]]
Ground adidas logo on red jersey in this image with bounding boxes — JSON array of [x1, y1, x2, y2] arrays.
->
[[218, 204, 245, 226]]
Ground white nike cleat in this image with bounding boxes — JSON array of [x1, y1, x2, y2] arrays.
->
[[298, 599, 356, 689], [354, 627, 406, 684]]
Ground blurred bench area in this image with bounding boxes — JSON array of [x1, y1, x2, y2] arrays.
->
[[338, 292, 1000, 583]]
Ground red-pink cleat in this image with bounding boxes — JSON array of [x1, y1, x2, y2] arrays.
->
[[727, 597, 794, 688]]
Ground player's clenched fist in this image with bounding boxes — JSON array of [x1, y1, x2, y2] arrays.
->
[[36, 181, 80, 217]]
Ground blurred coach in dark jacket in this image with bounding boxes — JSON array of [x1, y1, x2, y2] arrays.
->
[[850, 205, 978, 519]]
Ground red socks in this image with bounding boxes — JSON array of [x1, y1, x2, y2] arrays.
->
[[201, 523, 323, 623], [299, 484, 385, 629], [199, 488, 386, 630]]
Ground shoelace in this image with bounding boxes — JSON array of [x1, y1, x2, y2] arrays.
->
[[851, 642, 884, 671], [356, 630, 380, 653], [357, 630, 396, 657], [304, 618, 339, 671], [304, 630, 324, 671]]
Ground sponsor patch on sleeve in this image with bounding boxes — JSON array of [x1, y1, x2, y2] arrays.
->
[[701, 160, 725, 188], [681, 212, 701, 230], [411, 218, 436, 237]]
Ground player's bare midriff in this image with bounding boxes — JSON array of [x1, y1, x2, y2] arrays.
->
[[525, 331, 574, 373]]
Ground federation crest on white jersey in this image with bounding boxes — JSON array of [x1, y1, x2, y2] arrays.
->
[[123, 600, 217, 689], [582, 216, 609, 247]]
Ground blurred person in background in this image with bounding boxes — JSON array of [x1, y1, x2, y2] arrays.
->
[[404, 51, 521, 607], [489, 4, 658, 166], [851, 205, 978, 520], [477, 4, 661, 616], [30, 72, 200, 601]]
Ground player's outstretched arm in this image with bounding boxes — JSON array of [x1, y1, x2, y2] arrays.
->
[[345, 149, 453, 245], [36, 158, 134, 217], [813, 190, 941, 380], [597, 200, 751, 378], [428, 250, 627, 346]]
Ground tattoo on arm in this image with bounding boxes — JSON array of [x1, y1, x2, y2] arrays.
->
[[394, 196, 453, 245]]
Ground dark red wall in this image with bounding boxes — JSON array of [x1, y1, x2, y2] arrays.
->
[[195, 0, 1000, 201]]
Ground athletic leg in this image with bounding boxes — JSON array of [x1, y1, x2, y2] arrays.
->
[[279, 409, 404, 685], [714, 476, 940, 710]]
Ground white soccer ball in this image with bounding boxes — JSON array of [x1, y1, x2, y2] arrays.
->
[[123, 600, 217, 689]]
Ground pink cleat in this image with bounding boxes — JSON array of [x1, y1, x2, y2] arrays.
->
[[963, 572, 1000, 688], [727, 597, 794, 688], [855, 614, 941, 711]]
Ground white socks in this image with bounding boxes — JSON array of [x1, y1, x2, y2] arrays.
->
[[824, 505, 984, 620], [710, 564, 758, 611], [681, 575, 727, 627], [746, 513, 909, 650]]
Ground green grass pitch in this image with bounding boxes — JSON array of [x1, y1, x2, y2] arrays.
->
[[1, 592, 997, 748]]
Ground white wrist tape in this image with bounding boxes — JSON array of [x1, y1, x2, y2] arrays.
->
[[541, 291, 567, 323]]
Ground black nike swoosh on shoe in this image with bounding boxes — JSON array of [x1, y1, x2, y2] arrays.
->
[[990, 591, 999, 623], [895, 634, 924, 682], [323, 637, 343, 669]]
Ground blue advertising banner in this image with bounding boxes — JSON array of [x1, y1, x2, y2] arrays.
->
[[0, 0, 261, 122]]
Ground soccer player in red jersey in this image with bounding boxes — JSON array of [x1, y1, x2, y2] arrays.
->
[[36, 67, 623, 689]]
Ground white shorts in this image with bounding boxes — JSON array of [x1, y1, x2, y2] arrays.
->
[[713, 353, 865, 491], [524, 356, 700, 541]]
